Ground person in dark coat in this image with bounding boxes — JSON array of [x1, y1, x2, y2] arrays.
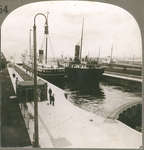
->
[[50, 94, 55, 106], [49, 88, 52, 96], [48, 88, 52, 101], [50, 95, 52, 105]]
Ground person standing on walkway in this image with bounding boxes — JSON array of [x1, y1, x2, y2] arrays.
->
[[49, 88, 52, 98], [50, 94, 52, 105], [51, 94, 55, 106], [50, 93, 55, 106], [48, 88, 52, 104]]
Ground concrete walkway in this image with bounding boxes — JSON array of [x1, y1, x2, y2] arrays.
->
[[8, 65, 142, 148]]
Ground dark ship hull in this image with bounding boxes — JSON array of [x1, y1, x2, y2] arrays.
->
[[23, 63, 65, 85], [65, 67, 104, 89], [37, 68, 65, 85]]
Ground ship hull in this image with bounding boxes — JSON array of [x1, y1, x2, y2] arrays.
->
[[65, 67, 104, 89], [37, 69, 65, 86], [38, 71, 65, 80], [23, 64, 65, 85]]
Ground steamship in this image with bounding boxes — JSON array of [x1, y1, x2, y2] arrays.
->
[[65, 19, 104, 88], [65, 45, 104, 88], [37, 50, 65, 83], [23, 12, 65, 84], [23, 50, 65, 84]]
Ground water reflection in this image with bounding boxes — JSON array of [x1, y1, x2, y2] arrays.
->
[[69, 87, 105, 104]]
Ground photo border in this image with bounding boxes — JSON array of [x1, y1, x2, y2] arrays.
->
[[0, 0, 143, 149]]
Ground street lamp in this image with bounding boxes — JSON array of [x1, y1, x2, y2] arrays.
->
[[33, 13, 48, 147]]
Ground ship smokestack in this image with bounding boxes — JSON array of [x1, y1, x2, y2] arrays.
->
[[74, 44, 80, 63], [39, 49, 44, 63]]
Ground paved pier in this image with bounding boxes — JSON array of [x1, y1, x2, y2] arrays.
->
[[8, 65, 142, 148]]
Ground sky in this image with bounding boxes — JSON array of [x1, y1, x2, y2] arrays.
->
[[1, 1, 142, 62]]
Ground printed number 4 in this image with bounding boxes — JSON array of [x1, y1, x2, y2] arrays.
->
[[0, 5, 8, 14]]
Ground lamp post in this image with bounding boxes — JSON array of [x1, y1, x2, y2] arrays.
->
[[33, 13, 48, 147]]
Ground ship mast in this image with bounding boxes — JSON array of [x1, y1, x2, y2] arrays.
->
[[29, 29, 32, 59], [45, 12, 49, 64], [110, 44, 113, 64], [97, 47, 101, 63], [79, 17, 84, 61]]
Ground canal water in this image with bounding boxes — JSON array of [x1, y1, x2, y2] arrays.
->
[[53, 79, 142, 132], [65, 82, 141, 116]]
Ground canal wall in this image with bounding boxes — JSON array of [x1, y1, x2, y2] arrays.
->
[[103, 71, 142, 132], [7, 64, 142, 148], [0, 68, 31, 147], [107, 100, 142, 120], [104, 64, 141, 76], [118, 104, 142, 132], [102, 71, 141, 91]]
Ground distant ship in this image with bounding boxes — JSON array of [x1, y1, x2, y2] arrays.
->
[[37, 51, 65, 84], [65, 18, 104, 89], [23, 53, 65, 86], [23, 13, 65, 85], [23, 55, 65, 85]]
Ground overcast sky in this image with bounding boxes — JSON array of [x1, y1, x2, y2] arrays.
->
[[1, 1, 142, 62]]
